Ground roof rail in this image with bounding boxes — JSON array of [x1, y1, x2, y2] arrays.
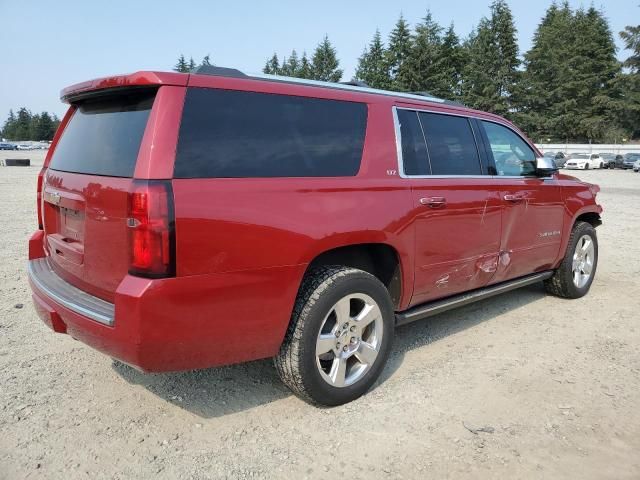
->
[[192, 66, 464, 107], [191, 65, 248, 78], [340, 80, 369, 87]]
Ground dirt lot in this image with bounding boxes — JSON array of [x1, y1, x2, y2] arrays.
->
[[1, 151, 639, 479]]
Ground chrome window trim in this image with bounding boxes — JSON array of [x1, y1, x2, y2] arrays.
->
[[27, 257, 115, 326], [392, 106, 548, 180]]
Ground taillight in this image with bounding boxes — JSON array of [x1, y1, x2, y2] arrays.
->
[[127, 180, 176, 278], [36, 167, 46, 229]]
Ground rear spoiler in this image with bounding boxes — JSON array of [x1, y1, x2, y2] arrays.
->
[[60, 71, 189, 103]]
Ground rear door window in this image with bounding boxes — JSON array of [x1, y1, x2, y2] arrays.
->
[[418, 112, 482, 176], [49, 89, 155, 177], [396, 109, 429, 175], [174, 88, 367, 178], [481, 121, 536, 176]]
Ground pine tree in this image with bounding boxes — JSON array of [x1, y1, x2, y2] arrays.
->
[[2, 110, 16, 139], [201, 54, 213, 67], [437, 24, 466, 98], [397, 11, 443, 94], [354, 30, 391, 89], [620, 23, 640, 71], [386, 15, 412, 90], [311, 35, 343, 82], [299, 52, 312, 79], [281, 50, 300, 77], [188, 57, 196, 71], [263, 53, 280, 75], [617, 17, 640, 138], [14, 108, 32, 141], [173, 54, 189, 73], [462, 0, 519, 117]]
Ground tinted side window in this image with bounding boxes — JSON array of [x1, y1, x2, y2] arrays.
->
[[397, 109, 428, 175], [50, 90, 155, 177], [419, 112, 482, 175], [174, 88, 367, 178], [482, 121, 536, 176]]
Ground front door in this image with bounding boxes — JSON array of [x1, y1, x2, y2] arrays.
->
[[478, 120, 564, 283]]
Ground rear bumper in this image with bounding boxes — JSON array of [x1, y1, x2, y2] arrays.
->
[[27, 234, 305, 372]]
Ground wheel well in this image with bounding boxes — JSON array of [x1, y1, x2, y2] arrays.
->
[[307, 244, 402, 308], [576, 212, 602, 228]]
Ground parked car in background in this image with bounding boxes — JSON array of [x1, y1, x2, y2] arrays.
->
[[543, 151, 567, 168], [565, 153, 604, 170], [622, 153, 640, 169], [27, 68, 603, 406], [0, 142, 18, 150], [634, 160, 640, 172], [600, 153, 623, 169], [16, 144, 34, 150]]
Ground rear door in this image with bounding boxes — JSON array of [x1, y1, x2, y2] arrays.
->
[[478, 120, 564, 283], [395, 108, 502, 306], [42, 88, 157, 302]]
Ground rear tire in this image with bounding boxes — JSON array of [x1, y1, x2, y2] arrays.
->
[[275, 266, 395, 406], [585, 163, 590, 170], [545, 221, 598, 299]]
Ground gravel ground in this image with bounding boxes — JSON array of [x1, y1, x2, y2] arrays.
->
[[1, 151, 639, 479]]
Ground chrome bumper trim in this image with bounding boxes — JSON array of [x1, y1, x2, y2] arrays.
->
[[27, 257, 115, 326]]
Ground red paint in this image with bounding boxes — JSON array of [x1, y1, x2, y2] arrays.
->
[[28, 70, 603, 372]]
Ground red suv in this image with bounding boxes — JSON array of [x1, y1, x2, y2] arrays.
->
[[28, 67, 603, 405]]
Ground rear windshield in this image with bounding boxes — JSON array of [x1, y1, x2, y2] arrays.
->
[[49, 89, 156, 177], [174, 88, 367, 178]]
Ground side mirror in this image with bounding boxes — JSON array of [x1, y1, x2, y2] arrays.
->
[[536, 156, 559, 176]]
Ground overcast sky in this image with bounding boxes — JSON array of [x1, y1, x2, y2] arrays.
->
[[0, 0, 634, 118]]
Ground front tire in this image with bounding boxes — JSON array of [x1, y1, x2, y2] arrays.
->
[[275, 266, 395, 406], [545, 221, 598, 299]]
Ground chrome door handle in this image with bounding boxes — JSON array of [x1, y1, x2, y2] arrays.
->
[[420, 196, 447, 208], [504, 194, 525, 202]]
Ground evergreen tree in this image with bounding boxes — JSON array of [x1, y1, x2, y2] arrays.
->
[[14, 108, 32, 140], [354, 29, 391, 89], [617, 18, 640, 138], [386, 15, 412, 90], [462, 0, 519, 117], [33, 112, 56, 140], [173, 54, 189, 73], [201, 54, 213, 67], [263, 53, 280, 75], [437, 24, 466, 98], [299, 52, 312, 79], [2, 110, 17, 139], [188, 57, 197, 71], [620, 23, 640, 71], [311, 35, 343, 82], [397, 11, 443, 94], [281, 50, 300, 77]]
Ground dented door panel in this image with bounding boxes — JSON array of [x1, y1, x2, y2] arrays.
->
[[409, 179, 502, 306]]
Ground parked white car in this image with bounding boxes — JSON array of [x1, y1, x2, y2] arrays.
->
[[564, 153, 604, 170]]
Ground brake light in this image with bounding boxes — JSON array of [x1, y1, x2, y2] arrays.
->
[[36, 167, 46, 229], [127, 180, 176, 278]]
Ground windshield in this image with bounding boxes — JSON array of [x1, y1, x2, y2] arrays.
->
[[569, 154, 589, 159], [624, 154, 640, 160]]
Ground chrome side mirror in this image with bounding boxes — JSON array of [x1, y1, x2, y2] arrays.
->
[[536, 156, 559, 176]]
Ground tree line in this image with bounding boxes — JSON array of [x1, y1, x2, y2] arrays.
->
[[1, 108, 60, 142], [259, 1, 638, 143], [173, 0, 638, 144]]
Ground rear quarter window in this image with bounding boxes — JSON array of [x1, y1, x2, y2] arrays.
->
[[174, 88, 367, 178], [49, 90, 155, 177]]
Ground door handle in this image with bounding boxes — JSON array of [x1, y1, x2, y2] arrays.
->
[[504, 193, 525, 203], [420, 196, 447, 208]]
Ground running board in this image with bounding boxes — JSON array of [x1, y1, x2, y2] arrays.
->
[[395, 271, 554, 327]]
